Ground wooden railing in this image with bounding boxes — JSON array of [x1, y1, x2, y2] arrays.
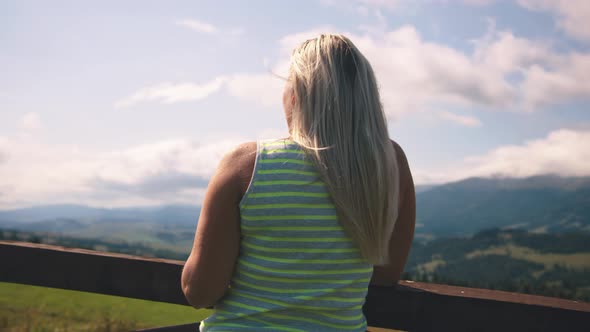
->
[[1, 240, 589, 331]]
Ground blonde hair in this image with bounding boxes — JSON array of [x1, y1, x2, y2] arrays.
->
[[288, 34, 400, 265]]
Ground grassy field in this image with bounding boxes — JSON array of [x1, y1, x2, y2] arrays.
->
[[0, 282, 211, 332], [415, 258, 446, 273], [465, 244, 590, 269], [0, 282, 406, 332]]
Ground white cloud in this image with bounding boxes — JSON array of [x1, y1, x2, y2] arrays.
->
[[464, 128, 590, 178], [175, 19, 218, 34], [116, 70, 288, 109], [227, 25, 517, 117], [472, 19, 590, 110], [88, 139, 234, 183], [461, 0, 590, 41], [234, 23, 589, 117], [472, 20, 555, 73], [437, 111, 482, 127], [330, 0, 590, 43], [2, 126, 587, 206], [225, 74, 285, 108], [140, 21, 590, 115], [175, 19, 245, 37], [517, 0, 590, 42], [20, 112, 42, 131], [115, 77, 227, 108], [0, 136, 246, 209], [415, 128, 590, 184], [520, 52, 590, 109], [126, 13, 590, 114], [321, 0, 400, 10], [0, 137, 8, 164], [358, 0, 400, 10], [153, 20, 590, 116], [229, 27, 246, 36], [461, 0, 496, 5], [354, 25, 516, 115]]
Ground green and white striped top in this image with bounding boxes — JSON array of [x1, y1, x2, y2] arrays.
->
[[200, 138, 373, 332]]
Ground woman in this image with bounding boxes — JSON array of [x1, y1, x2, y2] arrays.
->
[[182, 34, 415, 331]]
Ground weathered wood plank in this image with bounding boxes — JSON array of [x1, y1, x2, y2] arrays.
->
[[0, 240, 187, 305], [1, 241, 589, 331], [364, 283, 590, 331]]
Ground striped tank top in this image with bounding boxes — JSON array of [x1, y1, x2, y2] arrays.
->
[[200, 138, 373, 332]]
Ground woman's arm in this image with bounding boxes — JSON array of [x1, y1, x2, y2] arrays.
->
[[370, 141, 416, 286], [181, 142, 256, 309]]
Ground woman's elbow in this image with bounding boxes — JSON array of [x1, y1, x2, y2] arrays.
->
[[181, 261, 230, 309], [182, 283, 220, 309], [181, 270, 215, 308]]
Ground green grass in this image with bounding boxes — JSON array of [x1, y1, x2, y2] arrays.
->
[[465, 244, 590, 269], [0, 283, 409, 332], [415, 259, 446, 273], [0, 282, 211, 332]]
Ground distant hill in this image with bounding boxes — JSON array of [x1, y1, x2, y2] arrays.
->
[[404, 228, 590, 301], [416, 175, 590, 237], [414, 184, 437, 194], [1, 175, 589, 241], [0, 204, 200, 225], [0, 204, 200, 250]]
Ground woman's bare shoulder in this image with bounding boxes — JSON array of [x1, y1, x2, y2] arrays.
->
[[219, 142, 257, 197], [390, 139, 409, 165], [390, 140, 411, 176], [219, 142, 256, 167], [226, 141, 257, 161]]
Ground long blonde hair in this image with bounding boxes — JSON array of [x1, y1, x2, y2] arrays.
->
[[288, 34, 399, 265]]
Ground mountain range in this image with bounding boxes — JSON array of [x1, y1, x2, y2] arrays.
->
[[1, 175, 588, 246], [416, 175, 590, 237]]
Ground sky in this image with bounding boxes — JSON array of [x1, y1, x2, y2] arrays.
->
[[0, 0, 589, 209]]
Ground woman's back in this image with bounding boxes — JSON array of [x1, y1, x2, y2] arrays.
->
[[200, 138, 373, 331], [182, 34, 416, 331]]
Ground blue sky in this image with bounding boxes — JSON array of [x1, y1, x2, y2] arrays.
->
[[1, 0, 589, 208]]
